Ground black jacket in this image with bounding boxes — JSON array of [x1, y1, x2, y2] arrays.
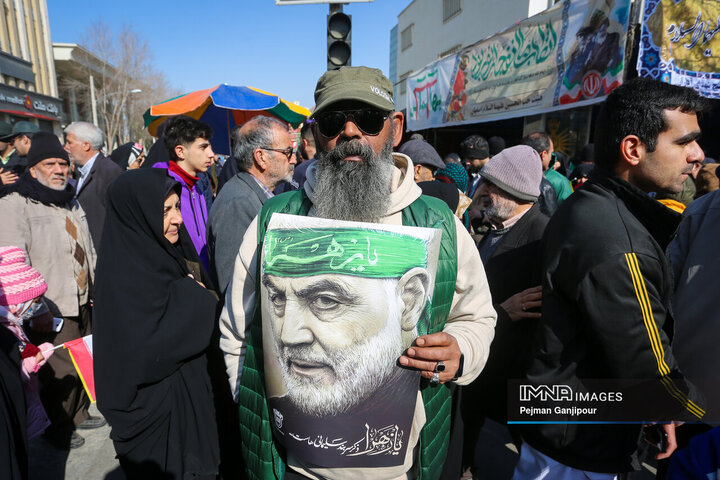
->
[[76, 153, 123, 251], [537, 177, 558, 217], [522, 170, 705, 473], [461, 203, 548, 466]]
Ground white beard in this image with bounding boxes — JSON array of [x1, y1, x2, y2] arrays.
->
[[277, 297, 406, 416]]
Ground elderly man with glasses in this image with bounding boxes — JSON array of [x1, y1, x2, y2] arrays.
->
[[207, 115, 296, 294], [219, 66, 496, 480]]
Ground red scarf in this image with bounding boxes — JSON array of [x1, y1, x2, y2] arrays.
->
[[168, 161, 198, 188]]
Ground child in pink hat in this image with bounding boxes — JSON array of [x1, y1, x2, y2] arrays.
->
[[0, 246, 54, 440]]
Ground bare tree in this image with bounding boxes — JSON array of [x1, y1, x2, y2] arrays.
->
[[80, 23, 148, 150], [126, 70, 181, 147], [67, 22, 178, 151]]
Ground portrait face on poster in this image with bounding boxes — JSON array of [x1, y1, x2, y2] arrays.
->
[[260, 213, 441, 468]]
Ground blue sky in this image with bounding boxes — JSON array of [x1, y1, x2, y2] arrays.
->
[[47, 0, 409, 109]]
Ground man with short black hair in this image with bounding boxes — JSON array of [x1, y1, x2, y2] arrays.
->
[[207, 115, 296, 293], [64, 122, 123, 250], [522, 131, 573, 204], [154, 116, 215, 271], [515, 78, 707, 478]]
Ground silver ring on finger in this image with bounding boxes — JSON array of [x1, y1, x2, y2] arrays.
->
[[522, 304, 526, 311], [435, 360, 446, 373], [430, 372, 440, 385]]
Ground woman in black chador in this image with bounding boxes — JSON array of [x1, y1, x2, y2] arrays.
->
[[94, 168, 219, 479]]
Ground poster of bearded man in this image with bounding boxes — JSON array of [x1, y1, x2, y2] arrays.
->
[[259, 213, 441, 468]]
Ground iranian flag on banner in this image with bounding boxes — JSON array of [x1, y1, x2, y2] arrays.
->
[[64, 335, 96, 403]]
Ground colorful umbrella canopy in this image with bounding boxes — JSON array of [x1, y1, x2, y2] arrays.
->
[[143, 84, 311, 155]]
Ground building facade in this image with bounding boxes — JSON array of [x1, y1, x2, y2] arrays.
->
[[390, 0, 612, 159], [0, 0, 62, 132], [393, 0, 555, 109], [53, 42, 117, 128]]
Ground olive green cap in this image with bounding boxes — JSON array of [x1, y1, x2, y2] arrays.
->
[[312, 66, 395, 116], [3, 121, 38, 141]]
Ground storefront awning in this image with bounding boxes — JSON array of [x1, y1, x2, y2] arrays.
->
[[0, 108, 57, 122]]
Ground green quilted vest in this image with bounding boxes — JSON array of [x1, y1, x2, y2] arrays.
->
[[237, 190, 458, 480]]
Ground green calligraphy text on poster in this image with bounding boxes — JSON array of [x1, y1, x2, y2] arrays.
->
[[470, 22, 558, 82]]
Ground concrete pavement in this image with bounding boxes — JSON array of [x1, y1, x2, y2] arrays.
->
[[29, 403, 122, 480]]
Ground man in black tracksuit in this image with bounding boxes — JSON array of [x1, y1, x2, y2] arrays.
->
[[514, 78, 708, 478]]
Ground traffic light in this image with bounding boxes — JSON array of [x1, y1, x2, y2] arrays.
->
[[327, 11, 351, 70]]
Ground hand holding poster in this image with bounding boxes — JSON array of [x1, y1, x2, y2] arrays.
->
[[260, 213, 441, 468]]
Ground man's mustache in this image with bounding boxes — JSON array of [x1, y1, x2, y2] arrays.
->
[[324, 139, 375, 163], [281, 346, 334, 370]]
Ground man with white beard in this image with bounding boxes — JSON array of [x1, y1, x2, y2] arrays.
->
[[0, 132, 97, 449], [460, 146, 549, 473], [219, 66, 496, 480], [261, 244, 431, 417]]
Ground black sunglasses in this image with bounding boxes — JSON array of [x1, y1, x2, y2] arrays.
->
[[262, 147, 295, 160], [315, 109, 390, 138]]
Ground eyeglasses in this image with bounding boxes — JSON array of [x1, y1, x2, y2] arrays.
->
[[314, 109, 390, 138], [262, 147, 295, 160]]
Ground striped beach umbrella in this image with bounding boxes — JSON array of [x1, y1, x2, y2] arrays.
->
[[143, 84, 311, 155]]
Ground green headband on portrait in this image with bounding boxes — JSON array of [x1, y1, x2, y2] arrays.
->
[[263, 227, 428, 278]]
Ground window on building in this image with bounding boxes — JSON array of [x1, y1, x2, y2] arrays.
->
[[401, 25, 413, 51], [399, 72, 411, 95], [443, 0, 461, 22]]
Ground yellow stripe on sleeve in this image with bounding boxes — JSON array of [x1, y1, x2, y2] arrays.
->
[[624, 253, 704, 419]]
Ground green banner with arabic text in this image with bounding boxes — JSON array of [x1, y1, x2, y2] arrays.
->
[[406, 0, 631, 130]]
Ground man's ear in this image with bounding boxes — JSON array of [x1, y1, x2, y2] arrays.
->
[[174, 144, 186, 161], [391, 111, 404, 148], [619, 134, 644, 167], [253, 148, 267, 170], [413, 164, 423, 182], [397, 267, 430, 332], [29, 166, 38, 179]]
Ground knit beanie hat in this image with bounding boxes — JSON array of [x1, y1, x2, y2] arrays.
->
[[436, 163, 469, 193], [0, 247, 47, 306], [27, 131, 69, 168], [480, 145, 542, 202]]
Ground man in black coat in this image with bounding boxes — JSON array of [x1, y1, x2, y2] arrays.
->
[[460, 145, 549, 471], [64, 122, 122, 251], [1, 121, 39, 185], [515, 78, 707, 478]]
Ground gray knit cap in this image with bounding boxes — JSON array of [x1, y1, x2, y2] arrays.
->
[[480, 145, 542, 202]]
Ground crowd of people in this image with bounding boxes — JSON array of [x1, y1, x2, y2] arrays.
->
[[0, 66, 718, 480]]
